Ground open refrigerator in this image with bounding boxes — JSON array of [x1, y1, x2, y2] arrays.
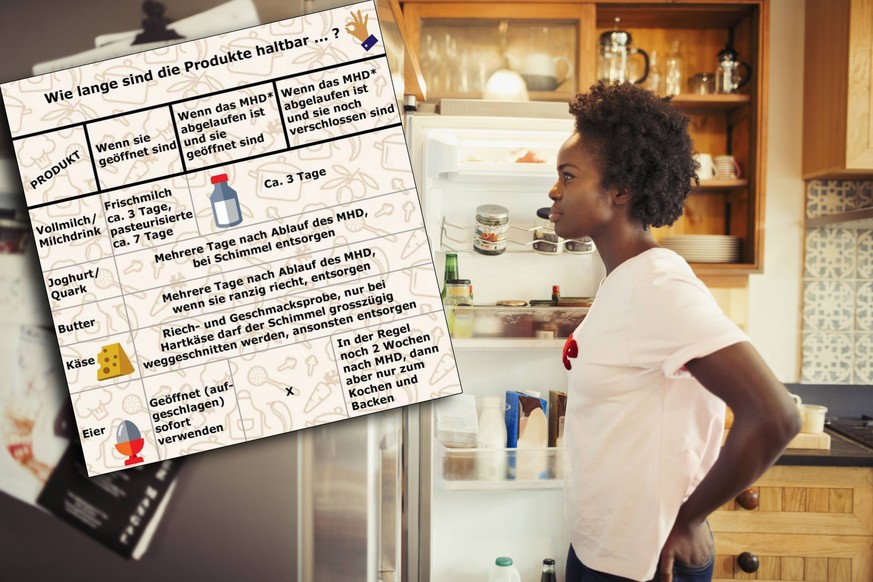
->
[[405, 104, 607, 582]]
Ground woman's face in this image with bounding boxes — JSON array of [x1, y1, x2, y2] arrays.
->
[[548, 132, 613, 241]]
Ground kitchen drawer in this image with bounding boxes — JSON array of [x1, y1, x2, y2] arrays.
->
[[710, 466, 873, 581], [712, 533, 873, 581], [710, 466, 873, 537]]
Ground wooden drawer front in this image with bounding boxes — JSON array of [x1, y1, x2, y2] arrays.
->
[[711, 467, 873, 536], [713, 533, 872, 581]]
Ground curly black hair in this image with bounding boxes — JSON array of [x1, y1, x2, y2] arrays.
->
[[568, 82, 698, 228]]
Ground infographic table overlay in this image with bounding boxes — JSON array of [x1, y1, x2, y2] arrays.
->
[[1, 1, 462, 476]]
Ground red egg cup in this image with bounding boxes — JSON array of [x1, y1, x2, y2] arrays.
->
[[115, 437, 145, 466]]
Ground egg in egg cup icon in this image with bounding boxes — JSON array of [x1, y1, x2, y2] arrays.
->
[[96, 343, 135, 381], [116, 419, 145, 466]]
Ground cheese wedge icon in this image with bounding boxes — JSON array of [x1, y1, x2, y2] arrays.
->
[[97, 343, 135, 380]]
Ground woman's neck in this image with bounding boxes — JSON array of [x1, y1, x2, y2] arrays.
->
[[594, 226, 660, 275]]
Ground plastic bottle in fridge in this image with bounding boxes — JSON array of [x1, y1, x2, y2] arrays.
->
[[488, 556, 521, 582], [476, 396, 507, 481]]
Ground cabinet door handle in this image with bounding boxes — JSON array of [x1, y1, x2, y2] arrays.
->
[[737, 551, 760, 573], [735, 488, 759, 510]]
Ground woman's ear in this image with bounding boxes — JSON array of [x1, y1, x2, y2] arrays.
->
[[611, 186, 632, 207]]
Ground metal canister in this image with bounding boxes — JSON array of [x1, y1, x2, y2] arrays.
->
[[474, 204, 509, 255]]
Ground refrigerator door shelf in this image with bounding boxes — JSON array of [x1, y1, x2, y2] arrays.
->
[[437, 442, 564, 491], [441, 219, 596, 255]]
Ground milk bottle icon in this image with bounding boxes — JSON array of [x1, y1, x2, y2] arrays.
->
[[210, 174, 242, 228]]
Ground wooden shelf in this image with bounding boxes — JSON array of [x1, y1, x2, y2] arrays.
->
[[695, 178, 749, 191], [671, 94, 752, 111]]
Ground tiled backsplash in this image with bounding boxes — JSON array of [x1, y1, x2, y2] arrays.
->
[[802, 180, 873, 383]]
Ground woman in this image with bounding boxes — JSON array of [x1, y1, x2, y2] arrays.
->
[[551, 83, 801, 582]]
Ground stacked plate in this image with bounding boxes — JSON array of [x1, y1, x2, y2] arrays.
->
[[660, 235, 742, 263]]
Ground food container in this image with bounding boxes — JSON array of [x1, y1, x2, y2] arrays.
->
[[474, 204, 509, 255], [495, 300, 535, 337], [800, 404, 827, 434], [472, 310, 504, 337], [532, 207, 561, 254], [564, 236, 595, 254]]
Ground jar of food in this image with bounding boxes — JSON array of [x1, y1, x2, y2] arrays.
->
[[532, 207, 561, 254], [474, 204, 509, 255], [443, 278, 473, 337], [564, 236, 595, 254]]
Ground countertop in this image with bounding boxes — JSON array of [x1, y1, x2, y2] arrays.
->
[[775, 429, 873, 467]]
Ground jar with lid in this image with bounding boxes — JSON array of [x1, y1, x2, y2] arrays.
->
[[474, 204, 509, 255], [443, 278, 473, 337], [532, 207, 561, 254]]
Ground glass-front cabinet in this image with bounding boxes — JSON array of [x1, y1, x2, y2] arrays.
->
[[413, 17, 580, 102], [400, 0, 768, 284]]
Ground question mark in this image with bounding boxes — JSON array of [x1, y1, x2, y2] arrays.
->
[[333, 27, 339, 39]]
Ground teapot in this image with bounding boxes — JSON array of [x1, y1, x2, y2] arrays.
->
[[597, 18, 649, 85], [715, 44, 751, 94], [507, 52, 573, 91]]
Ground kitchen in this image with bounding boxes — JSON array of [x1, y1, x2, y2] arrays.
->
[[0, 0, 871, 581]]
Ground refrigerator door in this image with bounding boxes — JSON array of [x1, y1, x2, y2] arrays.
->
[[406, 112, 603, 581], [299, 409, 407, 582]]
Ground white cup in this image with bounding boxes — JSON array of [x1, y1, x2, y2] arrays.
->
[[800, 404, 827, 434], [695, 153, 716, 181]]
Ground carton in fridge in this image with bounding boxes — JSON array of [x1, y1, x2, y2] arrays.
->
[[505, 390, 548, 480]]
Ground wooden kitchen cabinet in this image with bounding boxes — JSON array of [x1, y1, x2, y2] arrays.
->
[[400, 0, 769, 284], [709, 465, 873, 581], [803, 0, 873, 179]]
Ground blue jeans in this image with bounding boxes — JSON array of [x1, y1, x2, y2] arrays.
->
[[565, 542, 714, 582]]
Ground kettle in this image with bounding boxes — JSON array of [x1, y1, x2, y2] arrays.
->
[[597, 18, 649, 85], [715, 44, 751, 94]]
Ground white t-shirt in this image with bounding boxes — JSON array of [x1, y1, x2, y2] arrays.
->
[[562, 247, 749, 581]]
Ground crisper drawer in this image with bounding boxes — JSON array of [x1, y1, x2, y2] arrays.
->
[[710, 466, 873, 537], [712, 533, 872, 581]]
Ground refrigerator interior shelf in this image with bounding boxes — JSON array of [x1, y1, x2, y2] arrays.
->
[[446, 304, 588, 341], [438, 443, 564, 491], [440, 161, 555, 184], [449, 338, 568, 351], [441, 478, 564, 492]]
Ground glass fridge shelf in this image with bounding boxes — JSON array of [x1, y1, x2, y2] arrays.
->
[[438, 442, 565, 491]]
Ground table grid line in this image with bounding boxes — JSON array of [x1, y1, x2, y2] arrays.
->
[[26, 122, 403, 211], [64, 307, 446, 395], [55, 247, 434, 350], [38, 185, 416, 271], [10, 53, 384, 142]]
